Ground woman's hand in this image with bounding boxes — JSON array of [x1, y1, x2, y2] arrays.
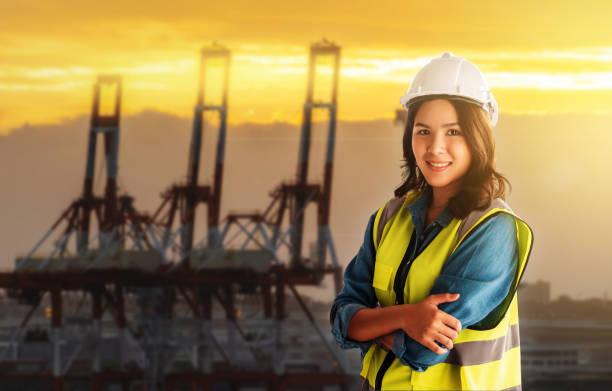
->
[[400, 293, 462, 354]]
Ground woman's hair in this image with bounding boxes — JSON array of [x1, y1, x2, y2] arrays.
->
[[393, 95, 511, 219]]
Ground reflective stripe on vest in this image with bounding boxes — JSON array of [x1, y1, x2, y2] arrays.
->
[[360, 191, 534, 390]]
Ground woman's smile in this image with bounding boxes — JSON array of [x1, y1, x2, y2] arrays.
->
[[426, 160, 452, 171]]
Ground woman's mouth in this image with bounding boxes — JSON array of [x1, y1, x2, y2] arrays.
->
[[426, 161, 452, 171]]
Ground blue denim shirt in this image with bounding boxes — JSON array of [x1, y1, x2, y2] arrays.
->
[[329, 187, 518, 372]]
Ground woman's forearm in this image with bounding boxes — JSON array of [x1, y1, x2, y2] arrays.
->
[[347, 304, 412, 342]]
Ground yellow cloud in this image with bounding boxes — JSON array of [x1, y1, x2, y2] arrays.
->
[[2, 1, 612, 132]]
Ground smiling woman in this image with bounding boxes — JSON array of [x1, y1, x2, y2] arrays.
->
[[330, 52, 534, 391], [399, 96, 511, 220], [411, 99, 473, 221]]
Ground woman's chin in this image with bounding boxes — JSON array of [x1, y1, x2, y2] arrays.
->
[[423, 177, 453, 188]]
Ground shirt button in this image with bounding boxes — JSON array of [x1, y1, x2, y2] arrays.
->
[[419, 234, 424, 240]]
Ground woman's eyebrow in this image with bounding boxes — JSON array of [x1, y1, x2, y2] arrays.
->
[[415, 122, 460, 128]]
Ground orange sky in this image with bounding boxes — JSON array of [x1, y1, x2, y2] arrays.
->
[[3, 0, 612, 132]]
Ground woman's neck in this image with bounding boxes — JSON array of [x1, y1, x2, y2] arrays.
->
[[430, 186, 457, 211]]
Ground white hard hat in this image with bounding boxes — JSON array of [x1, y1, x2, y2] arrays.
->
[[400, 52, 498, 127]]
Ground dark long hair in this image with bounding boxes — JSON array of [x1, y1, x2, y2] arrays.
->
[[394, 96, 511, 219]]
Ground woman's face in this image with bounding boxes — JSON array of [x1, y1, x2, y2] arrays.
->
[[411, 98, 472, 193]]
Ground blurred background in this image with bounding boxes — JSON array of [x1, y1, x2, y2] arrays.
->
[[1, 1, 611, 390]]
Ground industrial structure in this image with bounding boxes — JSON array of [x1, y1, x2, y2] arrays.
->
[[0, 40, 352, 390], [152, 42, 230, 260], [3, 38, 612, 391]]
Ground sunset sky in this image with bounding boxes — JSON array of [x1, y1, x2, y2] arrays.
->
[[2, 1, 612, 132], [4, 1, 612, 300]]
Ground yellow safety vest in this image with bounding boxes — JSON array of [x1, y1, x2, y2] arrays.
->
[[360, 190, 534, 391]]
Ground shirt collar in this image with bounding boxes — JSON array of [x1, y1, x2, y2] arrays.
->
[[405, 186, 454, 231]]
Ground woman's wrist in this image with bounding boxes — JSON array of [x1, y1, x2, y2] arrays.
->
[[396, 303, 414, 332], [377, 303, 414, 333], [348, 304, 410, 341]]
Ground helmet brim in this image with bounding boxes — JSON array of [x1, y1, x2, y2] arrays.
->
[[403, 93, 485, 110], [402, 93, 498, 127]]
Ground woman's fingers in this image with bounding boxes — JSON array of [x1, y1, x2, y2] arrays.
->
[[435, 331, 454, 349], [425, 292, 459, 306], [442, 312, 462, 333], [439, 322, 459, 341], [426, 338, 448, 354]]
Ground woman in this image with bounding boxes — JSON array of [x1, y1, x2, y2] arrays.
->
[[330, 52, 533, 391]]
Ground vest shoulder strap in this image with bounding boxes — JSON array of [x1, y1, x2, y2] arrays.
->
[[375, 195, 516, 250], [374, 195, 407, 249], [456, 198, 515, 244]]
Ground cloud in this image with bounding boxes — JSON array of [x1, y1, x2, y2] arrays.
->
[[3, 1, 612, 131]]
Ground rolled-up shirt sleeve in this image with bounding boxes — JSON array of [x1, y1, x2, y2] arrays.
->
[[391, 213, 519, 371], [330, 211, 379, 354]]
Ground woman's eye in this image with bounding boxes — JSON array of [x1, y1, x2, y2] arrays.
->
[[448, 129, 461, 135], [417, 129, 429, 135]]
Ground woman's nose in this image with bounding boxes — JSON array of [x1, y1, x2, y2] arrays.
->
[[427, 131, 446, 153]]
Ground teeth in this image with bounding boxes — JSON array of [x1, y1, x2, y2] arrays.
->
[[428, 161, 451, 167]]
